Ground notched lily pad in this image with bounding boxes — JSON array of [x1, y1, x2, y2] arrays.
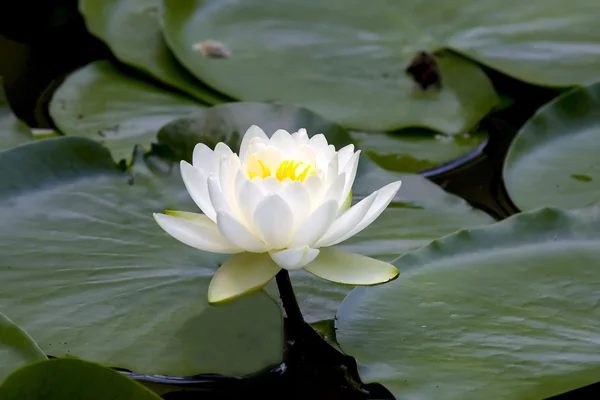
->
[[336, 205, 600, 400], [0, 136, 283, 377], [79, 0, 229, 104], [161, 0, 499, 133], [49, 60, 203, 164], [504, 82, 600, 211]]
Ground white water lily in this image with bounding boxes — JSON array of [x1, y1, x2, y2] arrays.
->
[[154, 126, 401, 304]]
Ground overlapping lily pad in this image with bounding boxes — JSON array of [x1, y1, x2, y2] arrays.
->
[[349, 130, 487, 174], [336, 205, 600, 399], [79, 0, 229, 104], [504, 82, 600, 211], [153, 102, 494, 321], [49, 60, 203, 163], [0, 137, 283, 377], [0, 313, 46, 382], [0, 358, 162, 399], [161, 0, 500, 133]]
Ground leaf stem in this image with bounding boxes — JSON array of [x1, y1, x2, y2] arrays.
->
[[275, 270, 305, 325]]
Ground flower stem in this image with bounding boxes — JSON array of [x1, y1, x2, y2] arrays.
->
[[275, 270, 305, 325]]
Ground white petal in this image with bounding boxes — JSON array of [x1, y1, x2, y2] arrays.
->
[[340, 150, 361, 205], [180, 161, 216, 222], [303, 174, 325, 208], [337, 144, 355, 171], [292, 144, 317, 166], [270, 129, 295, 153], [324, 172, 346, 205], [269, 247, 320, 271], [289, 199, 338, 247], [291, 128, 309, 143], [253, 194, 294, 249], [207, 175, 231, 215], [255, 145, 284, 170], [326, 153, 339, 184], [280, 182, 311, 226], [236, 174, 264, 227], [212, 142, 233, 181], [217, 211, 267, 253], [154, 212, 242, 254], [308, 133, 328, 151], [208, 252, 280, 304], [314, 190, 377, 247], [192, 143, 213, 173], [325, 180, 402, 246], [258, 176, 284, 195], [239, 125, 268, 162], [304, 248, 398, 285], [219, 154, 242, 217]]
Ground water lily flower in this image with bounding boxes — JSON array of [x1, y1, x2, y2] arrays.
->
[[154, 126, 401, 304]]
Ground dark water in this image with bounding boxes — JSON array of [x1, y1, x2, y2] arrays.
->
[[0, 6, 594, 400]]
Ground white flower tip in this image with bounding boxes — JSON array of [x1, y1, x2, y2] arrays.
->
[[269, 247, 320, 271], [180, 160, 192, 168]]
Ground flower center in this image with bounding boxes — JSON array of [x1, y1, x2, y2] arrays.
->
[[248, 158, 315, 182]]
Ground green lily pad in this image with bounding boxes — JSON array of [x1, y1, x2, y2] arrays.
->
[[336, 205, 600, 400], [0, 358, 162, 399], [154, 102, 494, 322], [503, 82, 600, 212], [349, 129, 487, 174], [0, 85, 33, 151], [0, 136, 283, 377], [161, 0, 499, 133], [79, 0, 229, 105], [0, 313, 46, 383], [49, 60, 203, 164], [153, 101, 352, 160]]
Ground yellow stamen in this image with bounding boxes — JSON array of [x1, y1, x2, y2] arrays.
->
[[257, 160, 271, 177], [248, 157, 316, 182]]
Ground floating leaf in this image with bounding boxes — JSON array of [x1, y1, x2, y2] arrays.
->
[[161, 0, 499, 133], [79, 0, 229, 104], [49, 60, 203, 163], [0, 136, 282, 377], [153, 101, 352, 160], [336, 205, 600, 399], [0, 313, 46, 383], [0, 358, 162, 399], [504, 82, 600, 211], [349, 129, 487, 174]]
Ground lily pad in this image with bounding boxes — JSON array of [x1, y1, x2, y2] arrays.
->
[[0, 136, 283, 377], [336, 205, 600, 400], [161, 0, 499, 133], [153, 101, 352, 160], [49, 60, 203, 164], [504, 82, 600, 211], [79, 0, 229, 105], [0, 358, 162, 399], [0, 313, 46, 382], [349, 129, 487, 174], [0, 85, 33, 151]]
